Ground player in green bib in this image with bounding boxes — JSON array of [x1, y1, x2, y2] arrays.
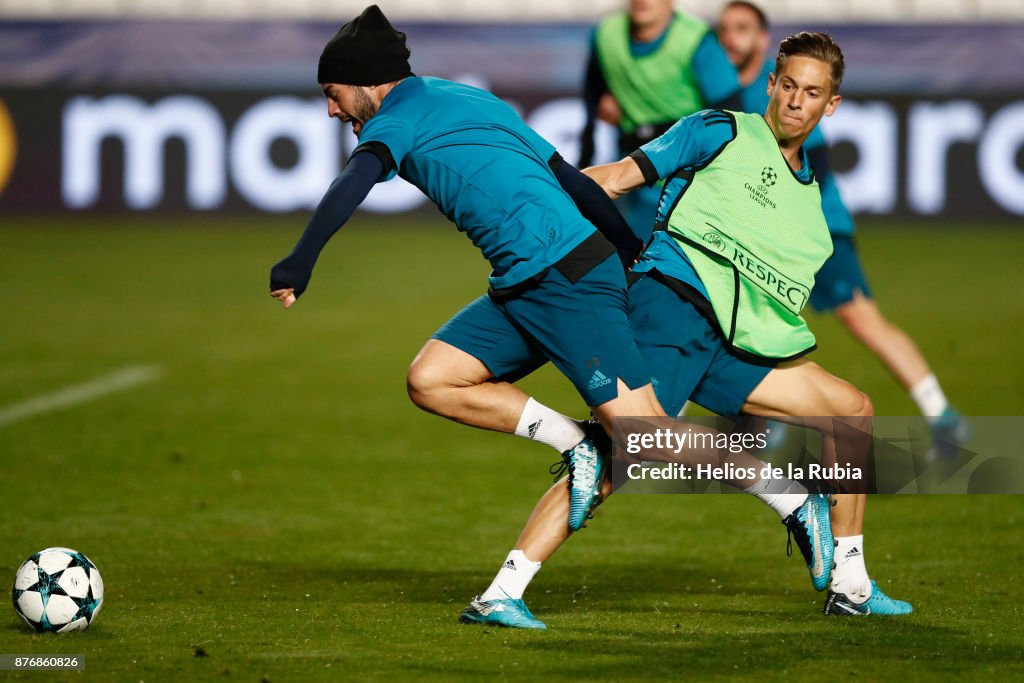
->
[[579, 0, 742, 240], [464, 32, 911, 627], [718, 0, 970, 460]]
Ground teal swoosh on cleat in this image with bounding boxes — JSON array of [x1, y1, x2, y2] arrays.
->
[[783, 494, 835, 592], [824, 581, 913, 616], [458, 597, 547, 630], [566, 425, 608, 531]]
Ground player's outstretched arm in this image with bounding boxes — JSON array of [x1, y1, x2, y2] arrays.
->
[[586, 111, 737, 206], [582, 156, 646, 201], [268, 151, 384, 308]]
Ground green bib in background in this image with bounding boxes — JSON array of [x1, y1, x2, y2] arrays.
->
[[665, 112, 833, 362], [595, 12, 706, 134]]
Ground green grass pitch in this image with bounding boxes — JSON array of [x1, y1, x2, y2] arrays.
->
[[1, 216, 1022, 681]]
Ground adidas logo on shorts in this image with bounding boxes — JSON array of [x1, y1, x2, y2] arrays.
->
[[588, 370, 613, 391]]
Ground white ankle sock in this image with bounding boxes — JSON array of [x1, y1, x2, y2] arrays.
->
[[744, 472, 808, 519], [514, 398, 586, 453], [910, 374, 949, 421], [480, 550, 542, 601], [831, 535, 871, 602]]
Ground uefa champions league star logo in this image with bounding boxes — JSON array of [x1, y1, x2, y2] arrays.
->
[[761, 166, 778, 187]]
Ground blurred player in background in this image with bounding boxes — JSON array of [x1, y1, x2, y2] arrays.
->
[[578, 0, 742, 239], [718, 0, 970, 459]]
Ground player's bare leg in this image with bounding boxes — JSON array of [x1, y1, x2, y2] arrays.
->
[[410, 345, 777, 529], [510, 477, 581, 564], [407, 339, 528, 432], [466, 456, 826, 629], [511, 363, 868, 566], [408, 342, 677, 543], [835, 292, 929, 391], [409, 344, 747, 455], [503, 369, 852, 576], [499, 382, 752, 565], [742, 359, 910, 614], [407, 338, 601, 457], [466, 380, 838, 628], [742, 359, 871, 539], [585, 379, 817, 533], [461, 369, 838, 629], [742, 357, 871, 536], [834, 291, 970, 459]]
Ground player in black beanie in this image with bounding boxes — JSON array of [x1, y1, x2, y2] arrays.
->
[[317, 4, 413, 86], [315, 5, 414, 136], [274, 9, 657, 636]]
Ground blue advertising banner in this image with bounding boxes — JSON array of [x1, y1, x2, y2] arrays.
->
[[1, 20, 1023, 217]]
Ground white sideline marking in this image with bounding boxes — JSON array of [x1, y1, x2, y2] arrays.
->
[[0, 364, 164, 428]]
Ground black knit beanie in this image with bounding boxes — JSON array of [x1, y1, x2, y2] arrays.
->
[[317, 5, 413, 86]]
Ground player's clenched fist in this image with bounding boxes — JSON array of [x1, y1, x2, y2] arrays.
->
[[270, 288, 297, 309]]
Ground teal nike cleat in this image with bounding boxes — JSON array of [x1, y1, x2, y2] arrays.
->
[[458, 596, 547, 630], [927, 407, 973, 460], [783, 494, 835, 592], [823, 580, 913, 616]]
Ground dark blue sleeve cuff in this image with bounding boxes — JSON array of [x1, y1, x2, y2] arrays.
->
[[269, 151, 384, 297]]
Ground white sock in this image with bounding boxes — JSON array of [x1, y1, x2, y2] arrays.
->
[[480, 550, 542, 601], [910, 374, 949, 421], [514, 397, 586, 453], [744, 473, 808, 519], [831, 535, 871, 602]]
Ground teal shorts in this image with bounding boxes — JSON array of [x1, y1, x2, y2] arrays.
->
[[627, 273, 772, 416], [432, 253, 651, 407], [809, 236, 872, 312]]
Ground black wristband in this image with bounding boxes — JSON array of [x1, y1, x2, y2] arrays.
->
[[629, 150, 660, 188]]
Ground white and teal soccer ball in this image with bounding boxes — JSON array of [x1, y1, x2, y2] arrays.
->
[[11, 548, 104, 633]]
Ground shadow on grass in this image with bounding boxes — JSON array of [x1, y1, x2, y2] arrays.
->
[[254, 557, 778, 607], [506, 621, 1017, 679], [224, 556, 1022, 678]]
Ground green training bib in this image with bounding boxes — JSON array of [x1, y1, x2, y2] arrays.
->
[[664, 112, 833, 361], [595, 12, 706, 134]]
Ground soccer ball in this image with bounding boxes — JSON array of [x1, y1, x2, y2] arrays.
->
[[11, 548, 104, 633]]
